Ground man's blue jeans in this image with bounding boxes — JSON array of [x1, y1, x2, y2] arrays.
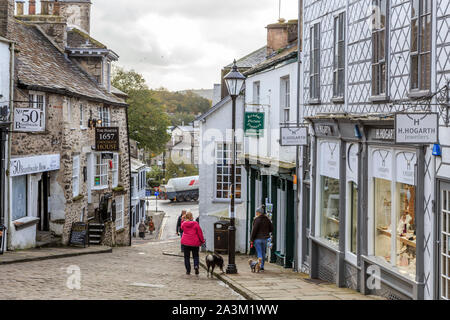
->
[[254, 239, 267, 269]]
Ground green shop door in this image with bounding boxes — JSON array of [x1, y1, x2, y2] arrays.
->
[[249, 169, 257, 255], [270, 176, 278, 263], [284, 181, 295, 268]]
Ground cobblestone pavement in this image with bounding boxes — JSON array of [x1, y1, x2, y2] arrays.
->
[[0, 240, 243, 300]]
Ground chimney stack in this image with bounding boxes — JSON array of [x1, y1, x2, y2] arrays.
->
[[266, 19, 298, 56], [0, 0, 14, 38], [15, 0, 24, 15], [28, 0, 35, 14]]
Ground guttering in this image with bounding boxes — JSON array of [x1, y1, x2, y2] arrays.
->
[[126, 105, 132, 246], [17, 82, 128, 108]]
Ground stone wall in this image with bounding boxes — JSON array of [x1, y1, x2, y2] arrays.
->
[[0, 0, 14, 38], [72, 56, 103, 84], [58, 1, 91, 34]]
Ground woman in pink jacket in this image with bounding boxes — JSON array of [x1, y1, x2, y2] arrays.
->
[[181, 211, 205, 275]]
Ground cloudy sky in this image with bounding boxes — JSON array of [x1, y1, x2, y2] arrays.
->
[[91, 0, 299, 91]]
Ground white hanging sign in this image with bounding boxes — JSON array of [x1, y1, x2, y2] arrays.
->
[[396, 152, 416, 185], [10, 154, 60, 177], [280, 127, 308, 146], [320, 141, 340, 179], [13, 107, 44, 132], [372, 149, 392, 180], [395, 113, 439, 144]]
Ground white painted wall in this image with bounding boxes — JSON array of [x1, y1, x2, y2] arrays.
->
[[198, 96, 248, 253], [244, 61, 298, 165]]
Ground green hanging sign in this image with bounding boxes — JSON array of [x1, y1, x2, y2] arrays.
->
[[244, 112, 265, 137]]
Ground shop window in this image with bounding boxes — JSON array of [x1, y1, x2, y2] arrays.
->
[[371, 149, 417, 279], [310, 23, 321, 101], [320, 176, 340, 245], [215, 142, 242, 200], [94, 154, 108, 188], [333, 12, 346, 98], [72, 155, 80, 197], [111, 154, 119, 188], [371, 0, 388, 96], [410, 0, 432, 91], [115, 195, 124, 230], [12, 175, 27, 221]]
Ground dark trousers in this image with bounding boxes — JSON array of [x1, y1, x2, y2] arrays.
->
[[180, 231, 184, 252], [183, 245, 199, 273]]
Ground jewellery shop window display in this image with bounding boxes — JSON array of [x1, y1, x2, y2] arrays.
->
[[316, 140, 341, 246], [369, 147, 417, 280]]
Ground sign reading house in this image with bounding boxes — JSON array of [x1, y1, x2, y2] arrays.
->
[[10, 154, 60, 177], [96, 127, 119, 151], [395, 113, 439, 144], [280, 127, 308, 146]]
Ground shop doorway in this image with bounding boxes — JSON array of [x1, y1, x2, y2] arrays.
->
[[37, 172, 50, 232], [439, 181, 450, 300]]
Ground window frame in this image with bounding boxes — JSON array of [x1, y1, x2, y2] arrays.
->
[[309, 23, 321, 102], [99, 106, 111, 127], [111, 153, 119, 188], [12, 175, 28, 221], [371, 0, 389, 98], [280, 76, 290, 123], [28, 91, 46, 131], [253, 81, 261, 105], [93, 153, 108, 189], [72, 155, 80, 198], [332, 12, 346, 99], [214, 142, 243, 201], [410, 0, 432, 93], [115, 195, 124, 230]]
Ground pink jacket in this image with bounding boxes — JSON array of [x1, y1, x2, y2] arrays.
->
[[181, 221, 205, 247]]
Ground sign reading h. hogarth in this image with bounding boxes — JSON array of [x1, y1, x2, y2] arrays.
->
[[244, 112, 265, 137], [96, 127, 119, 151], [280, 127, 308, 146], [395, 113, 439, 144]]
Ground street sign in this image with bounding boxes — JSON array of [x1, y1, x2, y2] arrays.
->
[[280, 127, 308, 146], [244, 112, 265, 137], [395, 113, 439, 144], [155, 192, 160, 197], [96, 127, 119, 151]]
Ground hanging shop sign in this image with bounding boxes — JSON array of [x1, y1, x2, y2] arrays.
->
[[244, 112, 265, 137], [280, 127, 308, 146], [10, 154, 60, 177], [96, 127, 119, 151], [395, 113, 439, 144], [13, 107, 44, 132]]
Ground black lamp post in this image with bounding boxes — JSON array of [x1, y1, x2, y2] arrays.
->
[[224, 60, 246, 274]]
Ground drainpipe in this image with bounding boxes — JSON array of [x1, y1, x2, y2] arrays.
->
[[126, 107, 132, 246]]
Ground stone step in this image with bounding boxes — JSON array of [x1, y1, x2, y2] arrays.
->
[[89, 229, 104, 233], [89, 234, 102, 238], [89, 240, 101, 244]]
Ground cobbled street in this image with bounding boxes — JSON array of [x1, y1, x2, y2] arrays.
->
[[0, 200, 243, 300]]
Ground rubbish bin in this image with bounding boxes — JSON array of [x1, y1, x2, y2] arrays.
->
[[214, 220, 230, 254]]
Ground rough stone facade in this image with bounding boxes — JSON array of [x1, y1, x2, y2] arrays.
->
[[58, 0, 90, 34]]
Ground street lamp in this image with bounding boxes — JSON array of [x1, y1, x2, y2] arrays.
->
[[224, 60, 246, 274]]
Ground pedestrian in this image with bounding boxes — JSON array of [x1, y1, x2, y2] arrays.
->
[[148, 216, 155, 235], [181, 211, 205, 275], [250, 206, 273, 272], [138, 220, 146, 240], [177, 210, 187, 252]]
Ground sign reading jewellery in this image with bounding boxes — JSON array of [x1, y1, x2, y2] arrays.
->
[[10, 154, 60, 177], [395, 112, 439, 144], [244, 112, 265, 137], [280, 127, 308, 146], [95, 127, 119, 151]]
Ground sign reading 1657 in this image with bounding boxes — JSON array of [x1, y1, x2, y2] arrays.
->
[[14, 107, 44, 132]]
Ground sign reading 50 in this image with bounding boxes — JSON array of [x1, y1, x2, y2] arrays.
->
[[14, 107, 43, 132]]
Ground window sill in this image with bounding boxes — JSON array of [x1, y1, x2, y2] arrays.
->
[[309, 235, 339, 252], [13, 217, 40, 231], [307, 99, 321, 105], [213, 199, 244, 204], [361, 255, 417, 285], [92, 186, 109, 191], [408, 90, 431, 99], [80, 126, 88, 131], [331, 97, 345, 104], [369, 95, 390, 103]]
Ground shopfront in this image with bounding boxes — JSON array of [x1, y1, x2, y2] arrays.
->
[[307, 116, 428, 299]]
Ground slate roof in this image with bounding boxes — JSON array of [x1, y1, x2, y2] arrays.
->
[[244, 45, 298, 76], [225, 46, 267, 69], [12, 20, 126, 107], [67, 28, 107, 49]]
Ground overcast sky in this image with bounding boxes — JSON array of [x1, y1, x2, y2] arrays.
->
[[91, 0, 299, 92]]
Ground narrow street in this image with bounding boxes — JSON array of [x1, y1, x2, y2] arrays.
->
[[0, 200, 243, 300]]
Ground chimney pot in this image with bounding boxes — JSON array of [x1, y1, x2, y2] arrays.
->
[[29, 0, 35, 14], [15, 0, 25, 15], [41, 0, 50, 15]]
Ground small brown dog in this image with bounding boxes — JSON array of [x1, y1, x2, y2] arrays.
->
[[248, 258, 262, 273]]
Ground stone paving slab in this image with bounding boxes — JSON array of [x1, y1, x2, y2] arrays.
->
[[0, 246, 112, 265], [198, 252, 384, 301]]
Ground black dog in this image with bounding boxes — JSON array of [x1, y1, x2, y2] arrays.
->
[[205, 253, 225, 278]]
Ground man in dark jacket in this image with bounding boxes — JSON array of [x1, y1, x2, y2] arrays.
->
[[250, 206, 273, 271], [176, 210, 187, 252]]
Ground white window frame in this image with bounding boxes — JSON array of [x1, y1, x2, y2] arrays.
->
[[345, 143, 359, 266], [99, 106, 111, 127], [93, 153, 108, 189], [280, 76, 290, 123], [115, 195, 124, 230], [28, 91, 46, 131], [111, 153, 119, 188], [80, 104, 86, 129], [72, 155, 80, 197], [253, 81, 261, 105], [367, 146, 417, 279], [214, 142, 243, 201]]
